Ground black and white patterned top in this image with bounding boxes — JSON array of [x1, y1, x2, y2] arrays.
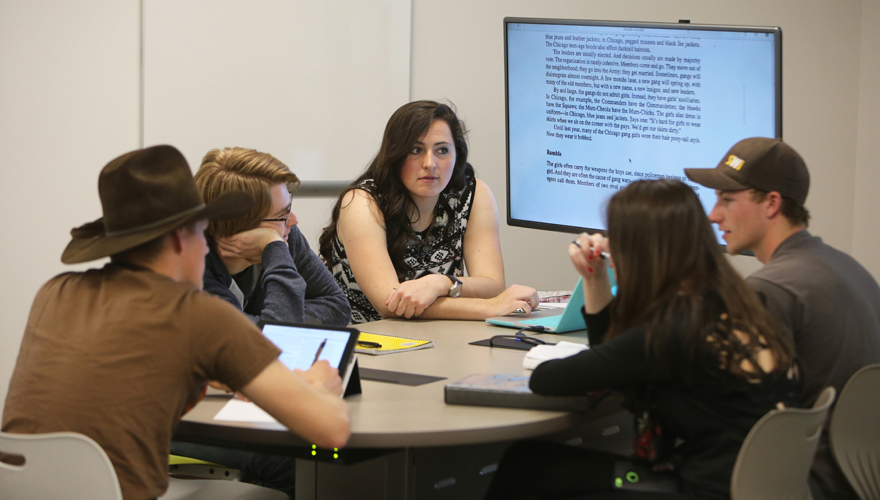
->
[[330, 175, 477, 324]]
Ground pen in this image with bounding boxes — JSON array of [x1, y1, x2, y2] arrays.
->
[[358, 340, 382, 349], [571, 240, 611, 260], [312, 338, 327, 366]]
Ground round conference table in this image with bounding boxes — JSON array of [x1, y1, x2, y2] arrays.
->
[[175, 317, 623, 500]]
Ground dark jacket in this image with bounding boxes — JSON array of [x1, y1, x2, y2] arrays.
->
[[203, 226, 351, 326]]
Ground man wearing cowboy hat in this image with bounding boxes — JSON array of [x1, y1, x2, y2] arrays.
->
[[2, 145, 350, 500], [686, 137, 880, 500]]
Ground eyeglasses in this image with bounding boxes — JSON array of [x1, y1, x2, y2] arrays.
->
[[263, 208, 293, 223], [488, 325, 549, 347], [488, 335, 549, 348], [488, 326, 550, 348], [262, 214, 290, 223]]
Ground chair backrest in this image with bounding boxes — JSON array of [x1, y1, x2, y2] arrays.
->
[[731, 386, 836, 500], [830, 364, 880, 500], [0, 430, 123, 500]]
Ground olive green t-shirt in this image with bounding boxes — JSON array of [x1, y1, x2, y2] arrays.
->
[[2, 263, 281, 500]]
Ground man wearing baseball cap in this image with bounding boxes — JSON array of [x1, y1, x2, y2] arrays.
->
[[686, 137, 880, 500], [2, 145, 350, 500]]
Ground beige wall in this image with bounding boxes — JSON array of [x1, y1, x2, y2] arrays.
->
[[0, 0, 142, 412], [853, 0, 880, 275], [2, 0, 878, 412]]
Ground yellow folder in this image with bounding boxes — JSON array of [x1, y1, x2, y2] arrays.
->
[[356, 331, 434, 356]]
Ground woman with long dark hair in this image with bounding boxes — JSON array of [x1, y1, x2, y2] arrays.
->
[[319, 100, 538, 323], [485, 179, 798, 499]]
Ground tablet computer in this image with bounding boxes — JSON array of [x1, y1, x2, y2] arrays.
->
[[258, 320, 360, 394]]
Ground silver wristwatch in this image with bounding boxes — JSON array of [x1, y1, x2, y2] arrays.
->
[[447, 275, 463, 298]]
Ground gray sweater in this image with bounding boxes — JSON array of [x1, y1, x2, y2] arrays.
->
[[748, 229, 880, 500], [203, 225, 351, 326]]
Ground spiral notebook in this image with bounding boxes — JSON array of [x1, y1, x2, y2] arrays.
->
[[355, 331, 434, 356]]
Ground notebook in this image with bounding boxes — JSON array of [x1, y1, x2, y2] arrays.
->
[[485, 278, 586, 333], [444, 374, 590, 412], [355, 331, 434, 356]]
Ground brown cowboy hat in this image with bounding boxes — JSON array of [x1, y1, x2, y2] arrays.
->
[[61, 145, 253, 264]]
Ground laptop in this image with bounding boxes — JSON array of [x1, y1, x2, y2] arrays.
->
[[485, 269, 618, 333], [258, 320, 360, 394], [485, 278, 586, 333]]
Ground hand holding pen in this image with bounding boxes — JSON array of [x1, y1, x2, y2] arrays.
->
[[569, 233, 611, 279], [570, 233, 614, 313], [571, 240, 610, 261]]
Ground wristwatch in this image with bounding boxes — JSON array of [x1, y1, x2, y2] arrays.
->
[[446, 275, 463, 298]]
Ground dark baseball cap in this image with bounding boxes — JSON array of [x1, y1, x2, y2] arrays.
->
[[685, 137, 810, 205]]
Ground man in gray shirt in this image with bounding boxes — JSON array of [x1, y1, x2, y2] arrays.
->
[[685, 137, 880, 500]]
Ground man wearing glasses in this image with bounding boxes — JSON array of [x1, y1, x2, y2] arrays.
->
[[176, 147, 351, 497], [194, 147, 350, 327]]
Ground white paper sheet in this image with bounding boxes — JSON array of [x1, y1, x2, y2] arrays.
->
[[523, 341, 589, 370], [213, 398, 278, 423]]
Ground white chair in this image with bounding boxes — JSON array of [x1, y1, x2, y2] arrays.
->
[[0, 430, 123, 500], [830, 364, 880, 500], [1, 430, 288, 500], [730, 386, 836, 500]]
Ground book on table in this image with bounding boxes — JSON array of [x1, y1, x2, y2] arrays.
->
[[355, 331, 434, 355], [444, 374, 590, 412]]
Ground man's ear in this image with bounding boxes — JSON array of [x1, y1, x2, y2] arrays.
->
[[764, 191, 784, 219], [169, 228, 186, 254]]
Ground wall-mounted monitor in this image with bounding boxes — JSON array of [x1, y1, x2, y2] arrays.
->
[[505, 18, 781, 241]]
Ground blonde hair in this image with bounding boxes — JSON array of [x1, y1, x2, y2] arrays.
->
[[195, 147, 300, 239]]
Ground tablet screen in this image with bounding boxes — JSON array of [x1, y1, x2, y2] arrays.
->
[[260, 323, 356, 372]]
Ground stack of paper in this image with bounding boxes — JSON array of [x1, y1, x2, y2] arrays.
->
[[538, 290, 572, 303], [522, 341, 589, 370]]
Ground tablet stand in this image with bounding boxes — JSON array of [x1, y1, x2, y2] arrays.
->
[[342, 356, 362, 398]]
